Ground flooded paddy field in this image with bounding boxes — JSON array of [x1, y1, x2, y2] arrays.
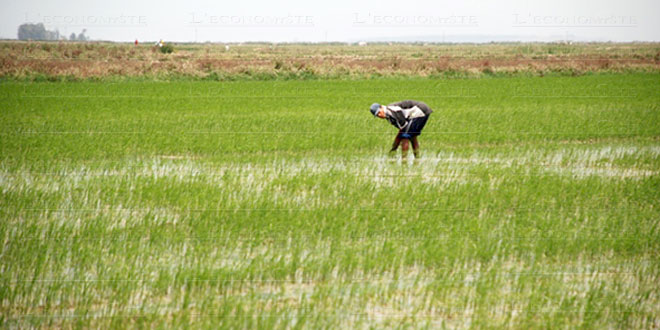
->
[[1, 74, 659, 328]]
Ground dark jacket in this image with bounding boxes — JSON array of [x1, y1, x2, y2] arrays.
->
[[388, 100, 433, 116], [384, 100, 433, 131]]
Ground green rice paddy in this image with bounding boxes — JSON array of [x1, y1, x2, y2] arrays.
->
[[1, 73, 659, 328]]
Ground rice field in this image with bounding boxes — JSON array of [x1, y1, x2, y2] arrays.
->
[[1, 73, 659, 328]]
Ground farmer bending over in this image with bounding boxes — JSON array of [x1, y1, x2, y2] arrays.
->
[[370, 100, 433, 160]]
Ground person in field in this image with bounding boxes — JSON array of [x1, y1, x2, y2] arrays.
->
[[370, 100, 433, 159]]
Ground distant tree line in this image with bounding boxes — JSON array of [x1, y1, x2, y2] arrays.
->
[[69, 29, 88, 41], [18, 23, 89, 41]]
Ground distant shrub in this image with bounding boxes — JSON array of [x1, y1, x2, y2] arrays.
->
[[204, 72, 221, 81], [160, 44, 174, 54]]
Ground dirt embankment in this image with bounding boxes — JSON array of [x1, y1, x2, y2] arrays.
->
[[1, 41, 659, 80]]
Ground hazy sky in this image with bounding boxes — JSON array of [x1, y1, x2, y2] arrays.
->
[[1, 0, 658, 42]]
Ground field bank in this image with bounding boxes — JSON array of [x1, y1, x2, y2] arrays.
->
[[2, 42, 659, 80]]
